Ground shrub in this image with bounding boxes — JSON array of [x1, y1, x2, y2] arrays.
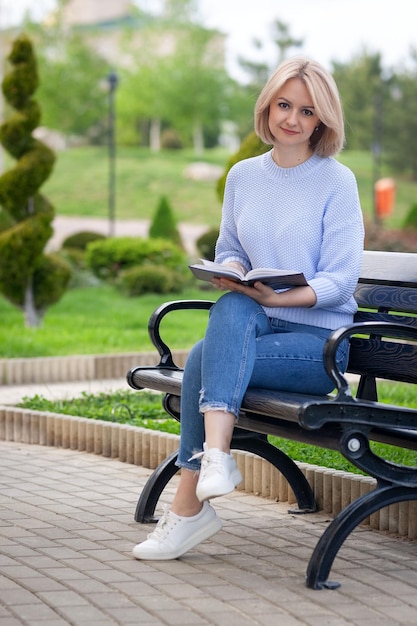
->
[[85, 236, 187, 280], [196, 228, 219, 261], [161, 128, 183, 150], [403, 203, 417, 230], [62, 230, 106, 250], [116, 264, 185, 296], [149, 196, 183, 248], [364, 222, 416, 252]]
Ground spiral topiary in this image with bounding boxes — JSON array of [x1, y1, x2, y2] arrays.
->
[[0, 34, 71, 327]]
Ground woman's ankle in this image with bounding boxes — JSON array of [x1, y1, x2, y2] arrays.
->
[[171, 502, 203, 517]]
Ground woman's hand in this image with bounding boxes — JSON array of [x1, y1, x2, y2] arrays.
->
[[212, 277, 317, 308]]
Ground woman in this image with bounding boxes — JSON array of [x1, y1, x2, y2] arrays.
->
[[133, 56, 364, 560]]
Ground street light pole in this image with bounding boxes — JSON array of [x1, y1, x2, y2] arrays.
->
[[107, 71, 118, 237]]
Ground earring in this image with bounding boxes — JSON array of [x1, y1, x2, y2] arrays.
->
[[315, 126, 319, 131]]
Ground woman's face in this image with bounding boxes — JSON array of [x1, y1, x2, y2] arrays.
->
[[268, 78, 320, 149]]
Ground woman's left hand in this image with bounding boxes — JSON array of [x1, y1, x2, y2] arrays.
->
[[212, 278, 279, 307], [212, 277, 317, 309]]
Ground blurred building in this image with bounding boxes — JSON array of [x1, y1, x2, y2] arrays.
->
[[62, 0, 132, 25]]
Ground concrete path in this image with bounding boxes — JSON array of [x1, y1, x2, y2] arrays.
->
[[1, 438, 417, 625]]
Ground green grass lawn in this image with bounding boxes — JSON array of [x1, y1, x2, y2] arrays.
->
[[37, 146, 417, 229], [41, 146, 227, 227], [0, 284, 217, 357]]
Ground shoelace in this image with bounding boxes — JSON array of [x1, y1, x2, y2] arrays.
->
[[148, 505, 178, 541], [189, 448, 224, 474]]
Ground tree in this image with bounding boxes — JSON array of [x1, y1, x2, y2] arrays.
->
[[117, 18, 229, 153], [0, 34, 71, 327], [25, 17, 110, 140], [271, 20, 303, 63], [332, 52, 384, 151], [149, 195, 183, 248], [238, 20, 303, 87], [383, 51, 417, 180], [162, 24, 230, 153]]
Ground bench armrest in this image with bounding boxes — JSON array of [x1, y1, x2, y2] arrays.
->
[[148, 299, 215, 367], [324, 320, 417, 401]]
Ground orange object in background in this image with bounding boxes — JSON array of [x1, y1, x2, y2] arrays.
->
[[374, 177, 396, 218]]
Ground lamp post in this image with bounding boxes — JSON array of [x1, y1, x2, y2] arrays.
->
[[107, 71, 118, 237]]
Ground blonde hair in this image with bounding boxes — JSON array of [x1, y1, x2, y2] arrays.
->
[[254, 56, 345, 157]]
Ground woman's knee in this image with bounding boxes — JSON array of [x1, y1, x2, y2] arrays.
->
[[210, 292, 262, 320]]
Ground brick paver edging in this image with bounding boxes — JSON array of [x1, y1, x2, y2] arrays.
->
[[2, 405, 416, 541], [0, 350, 189, 385]]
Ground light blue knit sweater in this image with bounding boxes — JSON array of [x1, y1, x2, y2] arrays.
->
[[215, 150, 364, 330]]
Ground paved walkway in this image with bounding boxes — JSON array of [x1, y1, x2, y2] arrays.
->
[[0, 379, 129, 407], [2, 437, 417, 625]]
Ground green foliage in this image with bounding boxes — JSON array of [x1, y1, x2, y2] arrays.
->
[[332, 53, 384, 151], [29, 25, 110, 138], [216, 131, 270, 201], [117, 21, 231, 152], [32, 253, 72, 311], [383, 67, 417, 180], [196, 228, 219, 261], [62, 230, 106, 250], [116, 264, 185, 296], [18, 383, 417, 474], [0, 34, 70, 327], [85, 236, 187, 280], [18, 390, 181, 435], [403, 203, 417, 230], [149, 195, 182, 247]]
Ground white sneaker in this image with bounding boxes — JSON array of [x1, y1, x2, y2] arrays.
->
[[192, 444, 243, 502], [132, 501, 222, 560]]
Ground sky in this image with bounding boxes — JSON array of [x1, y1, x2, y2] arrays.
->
[[1, 0, 416, 80]]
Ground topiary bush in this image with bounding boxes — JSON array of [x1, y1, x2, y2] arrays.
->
[[196, 228, 220, 261], [116, 264, 185, 297], [149, 195, 183, 248], [0, 34, 71, 327], [85, 236, 187, 280]]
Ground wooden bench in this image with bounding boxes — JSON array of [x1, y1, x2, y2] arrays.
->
[[127, 250, 417, 590]]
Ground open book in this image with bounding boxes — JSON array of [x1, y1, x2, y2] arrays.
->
[[189, 259, 307, 290]]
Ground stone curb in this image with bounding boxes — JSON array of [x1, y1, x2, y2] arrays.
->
[[0, 350, 189, 385], [1, 405, 416, 541]]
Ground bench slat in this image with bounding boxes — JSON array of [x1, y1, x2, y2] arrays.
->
[[348, 337, 417, 384]]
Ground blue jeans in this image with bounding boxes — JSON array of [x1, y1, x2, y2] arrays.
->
[[176, 292, 349, 470]]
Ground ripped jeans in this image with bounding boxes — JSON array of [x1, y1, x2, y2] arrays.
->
[[176, 292, 349, 471]]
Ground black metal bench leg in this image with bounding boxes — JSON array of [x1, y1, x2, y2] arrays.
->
[[306, 484, 417, 590], [135, 435, 317, 523], [135, 450, 179, 523], [231, 434, 317, 513]]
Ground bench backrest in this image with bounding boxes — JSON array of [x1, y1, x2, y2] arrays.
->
[[349, 250, 417, 399]]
